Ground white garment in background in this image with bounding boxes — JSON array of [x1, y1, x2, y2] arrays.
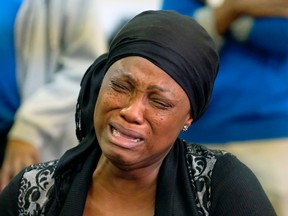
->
[[8, 0, 107, 161]]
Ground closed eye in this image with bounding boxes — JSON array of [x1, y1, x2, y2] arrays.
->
[[150, 97, 173, 110], [110, 80, 132, 93]]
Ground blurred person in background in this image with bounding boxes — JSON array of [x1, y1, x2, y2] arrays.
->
[[0, 0, 107, 190], [162, 0, 288, 215]]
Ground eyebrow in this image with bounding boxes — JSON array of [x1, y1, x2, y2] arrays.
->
[[147, 85, 172, 94]]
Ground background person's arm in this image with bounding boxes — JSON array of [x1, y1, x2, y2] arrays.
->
[[0, 0, 107, 190]]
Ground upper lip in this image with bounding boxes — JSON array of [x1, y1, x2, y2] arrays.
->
[[110, 122, 144, 140]]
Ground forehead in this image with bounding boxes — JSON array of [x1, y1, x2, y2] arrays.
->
[[105, 57, 187, 97], [106, 56, 179, 87]]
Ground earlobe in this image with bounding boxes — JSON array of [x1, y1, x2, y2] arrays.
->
[[182, 125, 189, 132], [182, 114, 193, 132]]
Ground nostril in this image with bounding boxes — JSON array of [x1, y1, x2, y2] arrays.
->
[[119, 104, 145, 125]]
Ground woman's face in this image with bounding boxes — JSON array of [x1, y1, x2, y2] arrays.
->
[[94, 56, 192, 170]]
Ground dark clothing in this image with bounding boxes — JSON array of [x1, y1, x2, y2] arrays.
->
[[0, 140, 275, 216]]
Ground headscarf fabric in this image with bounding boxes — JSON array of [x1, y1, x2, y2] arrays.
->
[[107, 10, 219, 122], [50, 10, 219, 215]]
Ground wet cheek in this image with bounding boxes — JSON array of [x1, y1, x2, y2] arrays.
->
[[101, 92, 126, 110]]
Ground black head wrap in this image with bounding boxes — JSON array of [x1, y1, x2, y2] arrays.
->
[[51, 10, 220, 215], [76, 10, 219, 141], [108, 10, 219, 120]]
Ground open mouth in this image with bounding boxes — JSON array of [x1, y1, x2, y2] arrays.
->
[[111, 126, 142, 143]]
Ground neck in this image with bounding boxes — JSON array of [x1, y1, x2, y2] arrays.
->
[[92, 154, 160, 194], [84, 154, 158, 215]]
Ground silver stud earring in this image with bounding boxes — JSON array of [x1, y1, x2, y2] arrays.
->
[[182, 125, 189, 132]]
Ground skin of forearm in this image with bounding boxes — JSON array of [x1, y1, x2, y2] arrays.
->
[[213, 1, 242, 35]]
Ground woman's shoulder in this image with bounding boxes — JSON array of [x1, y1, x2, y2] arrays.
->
[[182, 141, 229, 214], [22, 160, 59, 175], [184, 141, 228, 159], [183, 141, 229, 183], [20, 160, 59, 190], [184, 141, 229, 177], [0, 160, 59, 215], [18, 160, 59, 215], [183, 141, 276, 215]]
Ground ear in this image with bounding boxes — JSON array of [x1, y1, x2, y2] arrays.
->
[[184, 112, 193, 127]]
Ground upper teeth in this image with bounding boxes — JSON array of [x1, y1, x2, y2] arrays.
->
[[112, 128, 141, 142], [112, 128, 121, 137]]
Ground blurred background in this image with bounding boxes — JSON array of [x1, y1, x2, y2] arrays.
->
[[97, 0, 161, 42]]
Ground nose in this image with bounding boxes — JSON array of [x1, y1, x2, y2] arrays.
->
[[120, 95, 145, 125]]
